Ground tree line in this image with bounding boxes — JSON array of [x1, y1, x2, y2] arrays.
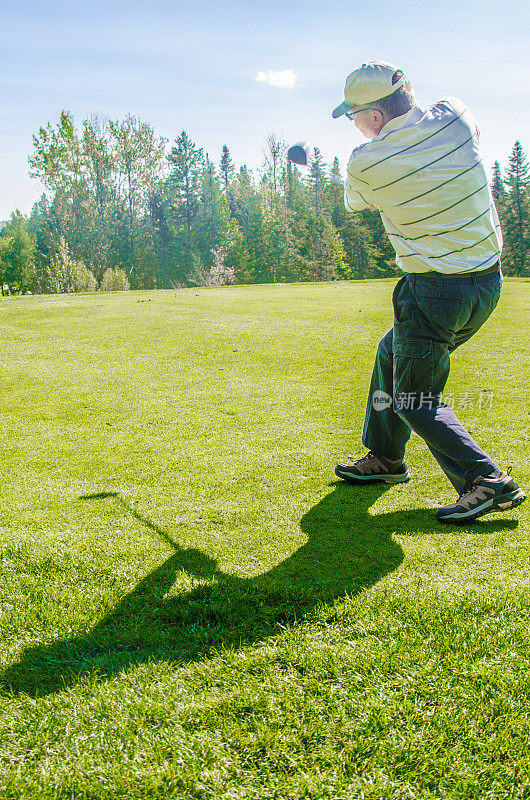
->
[[1, 111, 529, 294]]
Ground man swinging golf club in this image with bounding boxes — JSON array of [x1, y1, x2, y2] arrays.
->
[[332, 60, 526, 522]]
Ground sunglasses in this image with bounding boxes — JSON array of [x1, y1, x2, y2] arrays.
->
[[345, 108, 376, 120]]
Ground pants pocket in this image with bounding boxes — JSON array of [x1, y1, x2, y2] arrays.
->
[[393, 337, 434, 397]]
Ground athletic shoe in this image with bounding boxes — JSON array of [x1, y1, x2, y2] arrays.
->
[[335, 450, 411, 484], [436, 469, 527, 523]]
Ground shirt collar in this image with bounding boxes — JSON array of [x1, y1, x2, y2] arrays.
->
[[374, 104, 425, 139]]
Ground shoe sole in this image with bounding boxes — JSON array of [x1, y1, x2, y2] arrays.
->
[[335, 466, 411, 485], [436, 488, 527, 523]]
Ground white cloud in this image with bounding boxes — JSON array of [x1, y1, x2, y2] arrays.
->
[[254, 69, 298, 89]]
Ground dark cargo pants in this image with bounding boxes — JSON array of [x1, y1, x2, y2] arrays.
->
[[362, 266, 503, 491]]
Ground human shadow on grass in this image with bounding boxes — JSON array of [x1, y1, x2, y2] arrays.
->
[[0, 483, 518, 697]]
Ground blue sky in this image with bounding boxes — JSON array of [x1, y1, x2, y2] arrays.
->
[[1, 0, 529, 218]]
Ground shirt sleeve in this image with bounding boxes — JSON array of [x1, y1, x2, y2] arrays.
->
[[444, 96, 480, 140], [344, 157, 372, 211]]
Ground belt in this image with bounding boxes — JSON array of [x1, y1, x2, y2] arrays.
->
[[421, 262, 500, 279]]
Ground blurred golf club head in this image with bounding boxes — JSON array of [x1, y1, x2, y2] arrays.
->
[[287, 141, 344, 185], [287, 142, 310, 166]]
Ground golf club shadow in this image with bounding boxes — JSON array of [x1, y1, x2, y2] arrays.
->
[[79, 492, 119, 500], [1, 482, 406, 698], [1, 482, 519, 697]]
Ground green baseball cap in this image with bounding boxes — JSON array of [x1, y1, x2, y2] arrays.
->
[[332, 61, 406, 118]]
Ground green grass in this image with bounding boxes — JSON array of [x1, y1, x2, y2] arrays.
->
[[0, 279, 529, 799]]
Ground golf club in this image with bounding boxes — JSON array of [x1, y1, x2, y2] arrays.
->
[[287, 141, 344, 185], [287, 141, 310, 166]]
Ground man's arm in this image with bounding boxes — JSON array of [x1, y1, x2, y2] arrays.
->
[[344, 159, 375, 211]]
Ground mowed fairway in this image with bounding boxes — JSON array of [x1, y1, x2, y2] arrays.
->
[[1, 279, 529, 800]]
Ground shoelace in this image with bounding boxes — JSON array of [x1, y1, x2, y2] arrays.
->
[[358, 450, 376, 463], [458, 482, 475, 500], [458, 468, 510, 500]]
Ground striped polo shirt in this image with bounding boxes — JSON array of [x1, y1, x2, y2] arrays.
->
[[344, 98, 503, 274]]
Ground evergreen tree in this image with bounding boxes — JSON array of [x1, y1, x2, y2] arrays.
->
[[194, 155, 240, 280], [162, 131, 206, 283], [230, 166, 267, 283], [328, 159, 378, 278], [361, 210, 399, 277], [219, 145, 234, 192], [491, 161, 506, 202], [307, 148, 327, 216], [28, 195, 61, 292], [503, 141, 530, 276], [260, 181, 301, 283], [279, 159, 314, 281], [299, 213, 347, 281], [167, 131, 204, 239]]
